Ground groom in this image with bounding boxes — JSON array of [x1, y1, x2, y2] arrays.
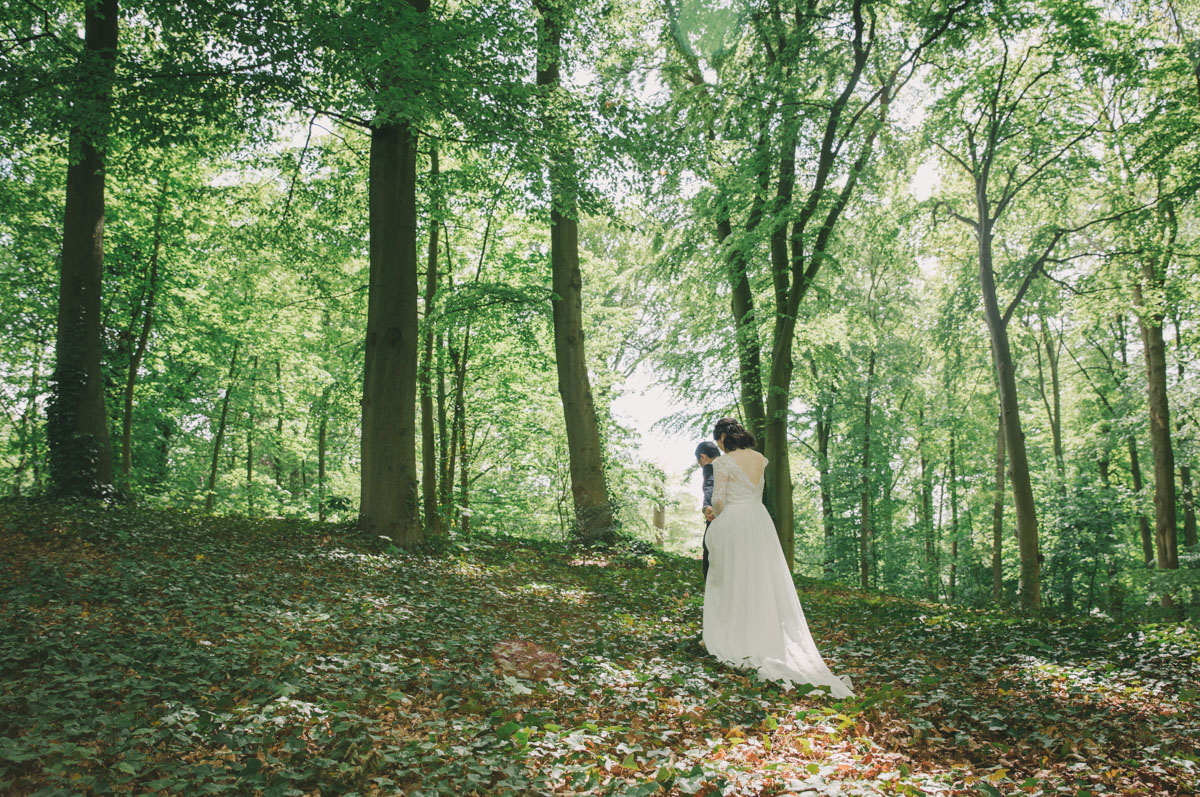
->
[[695, 441, 720, 580]]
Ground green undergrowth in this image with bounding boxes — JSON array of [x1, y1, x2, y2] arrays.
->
[[1, 500, 1197, 795]]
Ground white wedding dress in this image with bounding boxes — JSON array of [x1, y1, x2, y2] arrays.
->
[[703, 451, 854, 698]]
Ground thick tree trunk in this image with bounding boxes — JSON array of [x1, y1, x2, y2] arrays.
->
[[1138, 313, 1180, 571], [1132, 204, 1179, 576], [120, 197, 163, 491], [205, 342, 239, 512], [536, 0, 614, 544], [762, 121, 800, 570], [48, 0, 118, 497], [421, 146, 442, 534], [978, 217, 1041, 610], [359, 121, 422, 546], [992, 411, 1006, 605], [859, 350, 875, 589], [765, 380, 795, 568]]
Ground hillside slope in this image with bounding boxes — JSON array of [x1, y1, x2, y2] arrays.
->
[[1, 502, 1197, 795]]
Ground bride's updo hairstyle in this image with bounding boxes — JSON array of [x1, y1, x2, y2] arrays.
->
[[713, 417, 755, 451]]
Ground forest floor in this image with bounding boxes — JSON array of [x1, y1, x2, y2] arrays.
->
[[0, 501, 1198, 796]]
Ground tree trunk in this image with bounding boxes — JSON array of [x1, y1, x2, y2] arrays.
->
[[992, 411, 1006, 605], [859, 350, 875, 589], [920, 406, 935, 598], [205, 341, 240, 512], [1175, 317, 1197, 550], [47, 0, 118, 497], [1114, 318, 1156, 566], [536, 0, 614, 544], [359, 120, 422, 546], [950, 428, 959, 602], [716, 213, 767, 446], [447, 340, 468, 530], [1035, 318, 1066, 488], [120, 196, 163, 491], [1129, 435, 1156, 566], [247, 355, 257, 516], [274, 359, 284, 495], [420, 145, 442, 534], [14, 357, 43, 496], [817, 394, 835, 579], [762, 120, 801, 571], [1132, 201, 1179, 576], [460, 407, 470, 536], [978, 216, 1041, 610], [317, 409, 328, 521], [438, 329, 450, 514]]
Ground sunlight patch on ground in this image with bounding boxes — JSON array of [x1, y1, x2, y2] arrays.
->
[[303, 547, 401, 572], [517, 581, 593, 604]]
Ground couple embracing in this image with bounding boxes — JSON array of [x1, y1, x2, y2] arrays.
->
[[694, 418, 854, 699]]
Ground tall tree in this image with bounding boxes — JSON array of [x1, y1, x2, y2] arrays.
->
[[359, 117, 422, 545], [1131, 198, 1180, 574], [661, 0, 971, 568], [535, 0, 616, 544], [117, 190, 164, 492], [421, 146, 442, 534], [355, 0, 432, 546], [47, 0, 119, 497], [928, 16, 1110, 608]]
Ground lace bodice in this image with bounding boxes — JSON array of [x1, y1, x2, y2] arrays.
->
[[711, 452, 768, 514]]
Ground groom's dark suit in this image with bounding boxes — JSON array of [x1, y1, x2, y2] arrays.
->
[[701, 462, 714, 580]]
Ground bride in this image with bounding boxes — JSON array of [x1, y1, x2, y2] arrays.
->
[[703, 417, 854, 698]]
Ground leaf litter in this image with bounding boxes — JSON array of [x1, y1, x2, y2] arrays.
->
[[0, 501, 1196, 795]]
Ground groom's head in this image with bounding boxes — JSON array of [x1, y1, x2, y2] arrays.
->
[[695, 440, 720, 466]]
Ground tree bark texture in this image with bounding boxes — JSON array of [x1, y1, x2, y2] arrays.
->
[[1132, 202, 1179, 573], [359, 121, 422, 546], [978, 216, 1041, 610], [48, 0, 119, 497], [536, 0, 615, 544]]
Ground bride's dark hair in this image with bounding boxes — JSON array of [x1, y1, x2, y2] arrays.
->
[[713, 417, 755, 451]]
